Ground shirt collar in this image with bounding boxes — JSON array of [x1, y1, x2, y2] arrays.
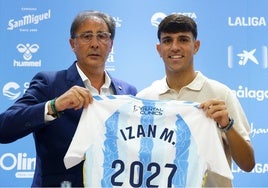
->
[[186, 71, 206, 91], [76, 63, 111, 89], [157, 71, 206, 95]]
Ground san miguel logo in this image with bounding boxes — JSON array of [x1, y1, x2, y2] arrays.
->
[[7, 9, 51, 31]]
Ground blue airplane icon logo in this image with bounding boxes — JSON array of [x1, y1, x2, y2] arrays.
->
[[237, 49, 259, 65]]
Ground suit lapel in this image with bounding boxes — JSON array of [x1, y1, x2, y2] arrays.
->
[[66, 62, 85, 88]]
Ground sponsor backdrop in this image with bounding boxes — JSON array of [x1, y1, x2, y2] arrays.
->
[[1, 0, 267, 187]]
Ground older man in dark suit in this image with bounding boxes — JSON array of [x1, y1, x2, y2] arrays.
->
[[0, 10, 137, 187]]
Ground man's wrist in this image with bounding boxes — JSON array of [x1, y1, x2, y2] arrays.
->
[[47, 98, 63, 118], [217, 117, 234, 133]]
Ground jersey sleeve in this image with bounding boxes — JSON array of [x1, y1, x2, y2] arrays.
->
[[178, 105, 233, 180], [64, 96, 128, 169]]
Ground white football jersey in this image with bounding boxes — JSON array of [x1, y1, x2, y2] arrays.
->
[[64, 95, 233, 187]]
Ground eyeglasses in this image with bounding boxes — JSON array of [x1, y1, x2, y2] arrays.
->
[[74, 32, 111, 44]]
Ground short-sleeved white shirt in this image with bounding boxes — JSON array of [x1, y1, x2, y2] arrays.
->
[[137, 71, 251, 187]]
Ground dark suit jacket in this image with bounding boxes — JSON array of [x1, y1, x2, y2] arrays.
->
[[0, 62, 137, 187]]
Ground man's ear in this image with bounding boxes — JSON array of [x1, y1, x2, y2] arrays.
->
[[194, 40, 200, 54], [156, 43, 162, 57], [69, 38, 75, 52], [108, 40, 113, 53]]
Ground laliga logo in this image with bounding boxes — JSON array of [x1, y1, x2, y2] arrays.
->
[[17, 43, 39, 60], [3, 82, 21, 100], [228, 46, 268, 69]]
